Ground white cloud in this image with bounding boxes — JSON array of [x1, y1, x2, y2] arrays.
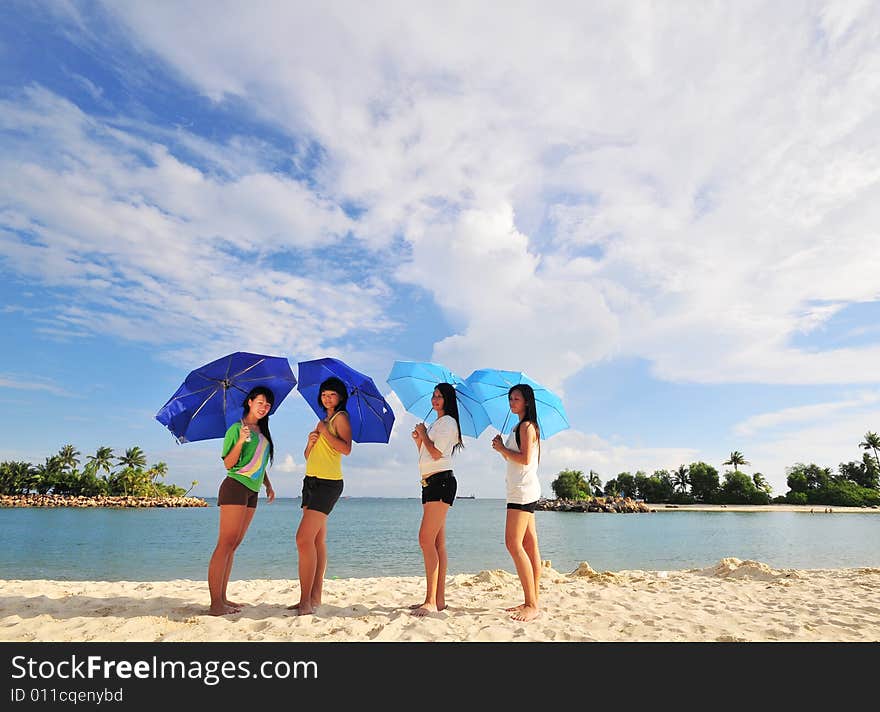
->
[[735, 392, 880, 436], [0, 375, 73, 397], [85, 2, 880, 390], [275, 453, 302, 473], [0, 87, 393, 362]]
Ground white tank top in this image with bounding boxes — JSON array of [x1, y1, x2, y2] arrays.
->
[[505, 426, 540, 505]]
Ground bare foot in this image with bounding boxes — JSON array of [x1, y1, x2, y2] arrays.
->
[[286, 600, 320, 611], [411, 603, 438, 617], [409, 602, 447, 611], [225, 600, 244, 608], [208, 603, 240, 616], [296, 603, 314, 616], [510, 605, 540, 622], [505, 603, 525, 612]]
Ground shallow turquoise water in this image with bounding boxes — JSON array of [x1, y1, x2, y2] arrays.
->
[[2, 498, 879, 580]]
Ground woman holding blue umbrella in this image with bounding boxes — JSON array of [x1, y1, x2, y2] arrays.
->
[[290, 376, 352, 616], [208, 385, 277, 616], [410, 382, 463, 617], [490, 383, 542, 622]]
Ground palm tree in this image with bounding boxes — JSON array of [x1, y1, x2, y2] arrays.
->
[[33, 456, 63, 494], [752, 473, 772, 494], [57, 444, 80, 472], [87, 446, 115, 476], [723, 451, 750, 473], [117, 446, 147, 470], [673, 464, 690, 494], [145, 461, 168, 495], [859, 431, 880, 472], [587, 470, 602, 496]]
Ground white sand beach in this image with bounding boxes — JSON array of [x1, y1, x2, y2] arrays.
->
[[2, 557, 878, 642]]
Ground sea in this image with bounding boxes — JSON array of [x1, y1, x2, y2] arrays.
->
[[2, 498, 879, 581]]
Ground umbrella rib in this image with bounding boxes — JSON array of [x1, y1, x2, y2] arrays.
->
[[236, 375, 294, 385], [231, 358, 268, 379], [186, 388, 221, 427], [358, 392, 393, 440], [163, 382, 219, 404]]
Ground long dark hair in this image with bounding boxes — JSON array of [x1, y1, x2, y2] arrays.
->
[[510, 384, 540, 462], [435, 382, 463, 455], [318, 376, 348, 415], [242, 385, 275, 464]]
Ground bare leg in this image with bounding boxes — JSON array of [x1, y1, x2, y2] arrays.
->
[[505, 509, 540, 622], [523, 514, 541, 606], [306, 517, 328, 607], [291, 508, 328, 615], [208, 505, 248, 615], [435, 521, 448, 611], [222, 506, 255, 608], [412, 501, 450, 617]]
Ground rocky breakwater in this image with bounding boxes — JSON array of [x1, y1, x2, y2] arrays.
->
[[536, 496, 655, 513], [0, 493, 208, 508]]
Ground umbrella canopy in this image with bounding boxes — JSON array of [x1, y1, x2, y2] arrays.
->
[[297, 357, 395, 443], [386, 360, 491, 439], [464, 368, 570, 440], [155, 351, 297, 443]]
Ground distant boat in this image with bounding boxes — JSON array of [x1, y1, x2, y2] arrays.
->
[[459, 494, 475, 499]]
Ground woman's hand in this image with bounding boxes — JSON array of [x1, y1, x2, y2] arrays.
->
[[238, 424, 251, 443], [307, 430, 320, 446], [265, 483, 275, 503], [491, 434, 504, 454]]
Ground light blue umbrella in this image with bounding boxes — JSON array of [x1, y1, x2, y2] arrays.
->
[[386, 360, 491, 439], [464, 368, 569, 439]]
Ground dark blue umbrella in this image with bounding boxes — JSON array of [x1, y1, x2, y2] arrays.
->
[[386, 360, 490, 439], [155, 351, 297, 443], [296, 357, 395, 443], [465, 368, 569, 440]]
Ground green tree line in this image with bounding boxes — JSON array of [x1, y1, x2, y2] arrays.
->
[[0, 444, 198, 498], [550, 431, 880, 508]]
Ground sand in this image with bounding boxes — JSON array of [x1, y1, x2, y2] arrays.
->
[[2, 557, 878, 642]]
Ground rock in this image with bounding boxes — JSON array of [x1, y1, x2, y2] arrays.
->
[[0, 494, 208, 508]]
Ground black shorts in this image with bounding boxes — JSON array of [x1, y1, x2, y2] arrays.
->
[[507, 500, 537, 513], [301, 476, 344, 515], [421, 470, 457, 506], [217, 476, 259, 508]]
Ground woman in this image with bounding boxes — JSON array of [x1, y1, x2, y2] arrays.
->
[[208, 385, 276, 616], [491, 383, 542, 622], [290, 376, 352, 615], [410, 382, 463, 617]]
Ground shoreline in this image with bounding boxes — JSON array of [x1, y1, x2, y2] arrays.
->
[[647, 503, 880, 513], [2, 495, 877, 513], [3, 557, 878, 642]]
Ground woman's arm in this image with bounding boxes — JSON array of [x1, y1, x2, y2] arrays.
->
[[222, 425, 249, 469], [493, 422, 536, 465], [304, 425, 320, 460], [317, 412, 353, 456], [414, 423, 444, 460], [263, 473, 275, 503]]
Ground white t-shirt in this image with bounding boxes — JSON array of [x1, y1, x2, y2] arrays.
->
[[505, 426, 541, 505], [418, 414, 459, 477]]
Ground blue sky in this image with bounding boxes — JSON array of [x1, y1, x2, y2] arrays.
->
[[2, 1, 879, 499]]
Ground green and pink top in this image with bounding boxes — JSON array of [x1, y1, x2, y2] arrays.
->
[[221, 421, 270, 493]]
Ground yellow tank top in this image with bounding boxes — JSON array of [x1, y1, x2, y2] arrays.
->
[[305, 411, 344, 480]]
